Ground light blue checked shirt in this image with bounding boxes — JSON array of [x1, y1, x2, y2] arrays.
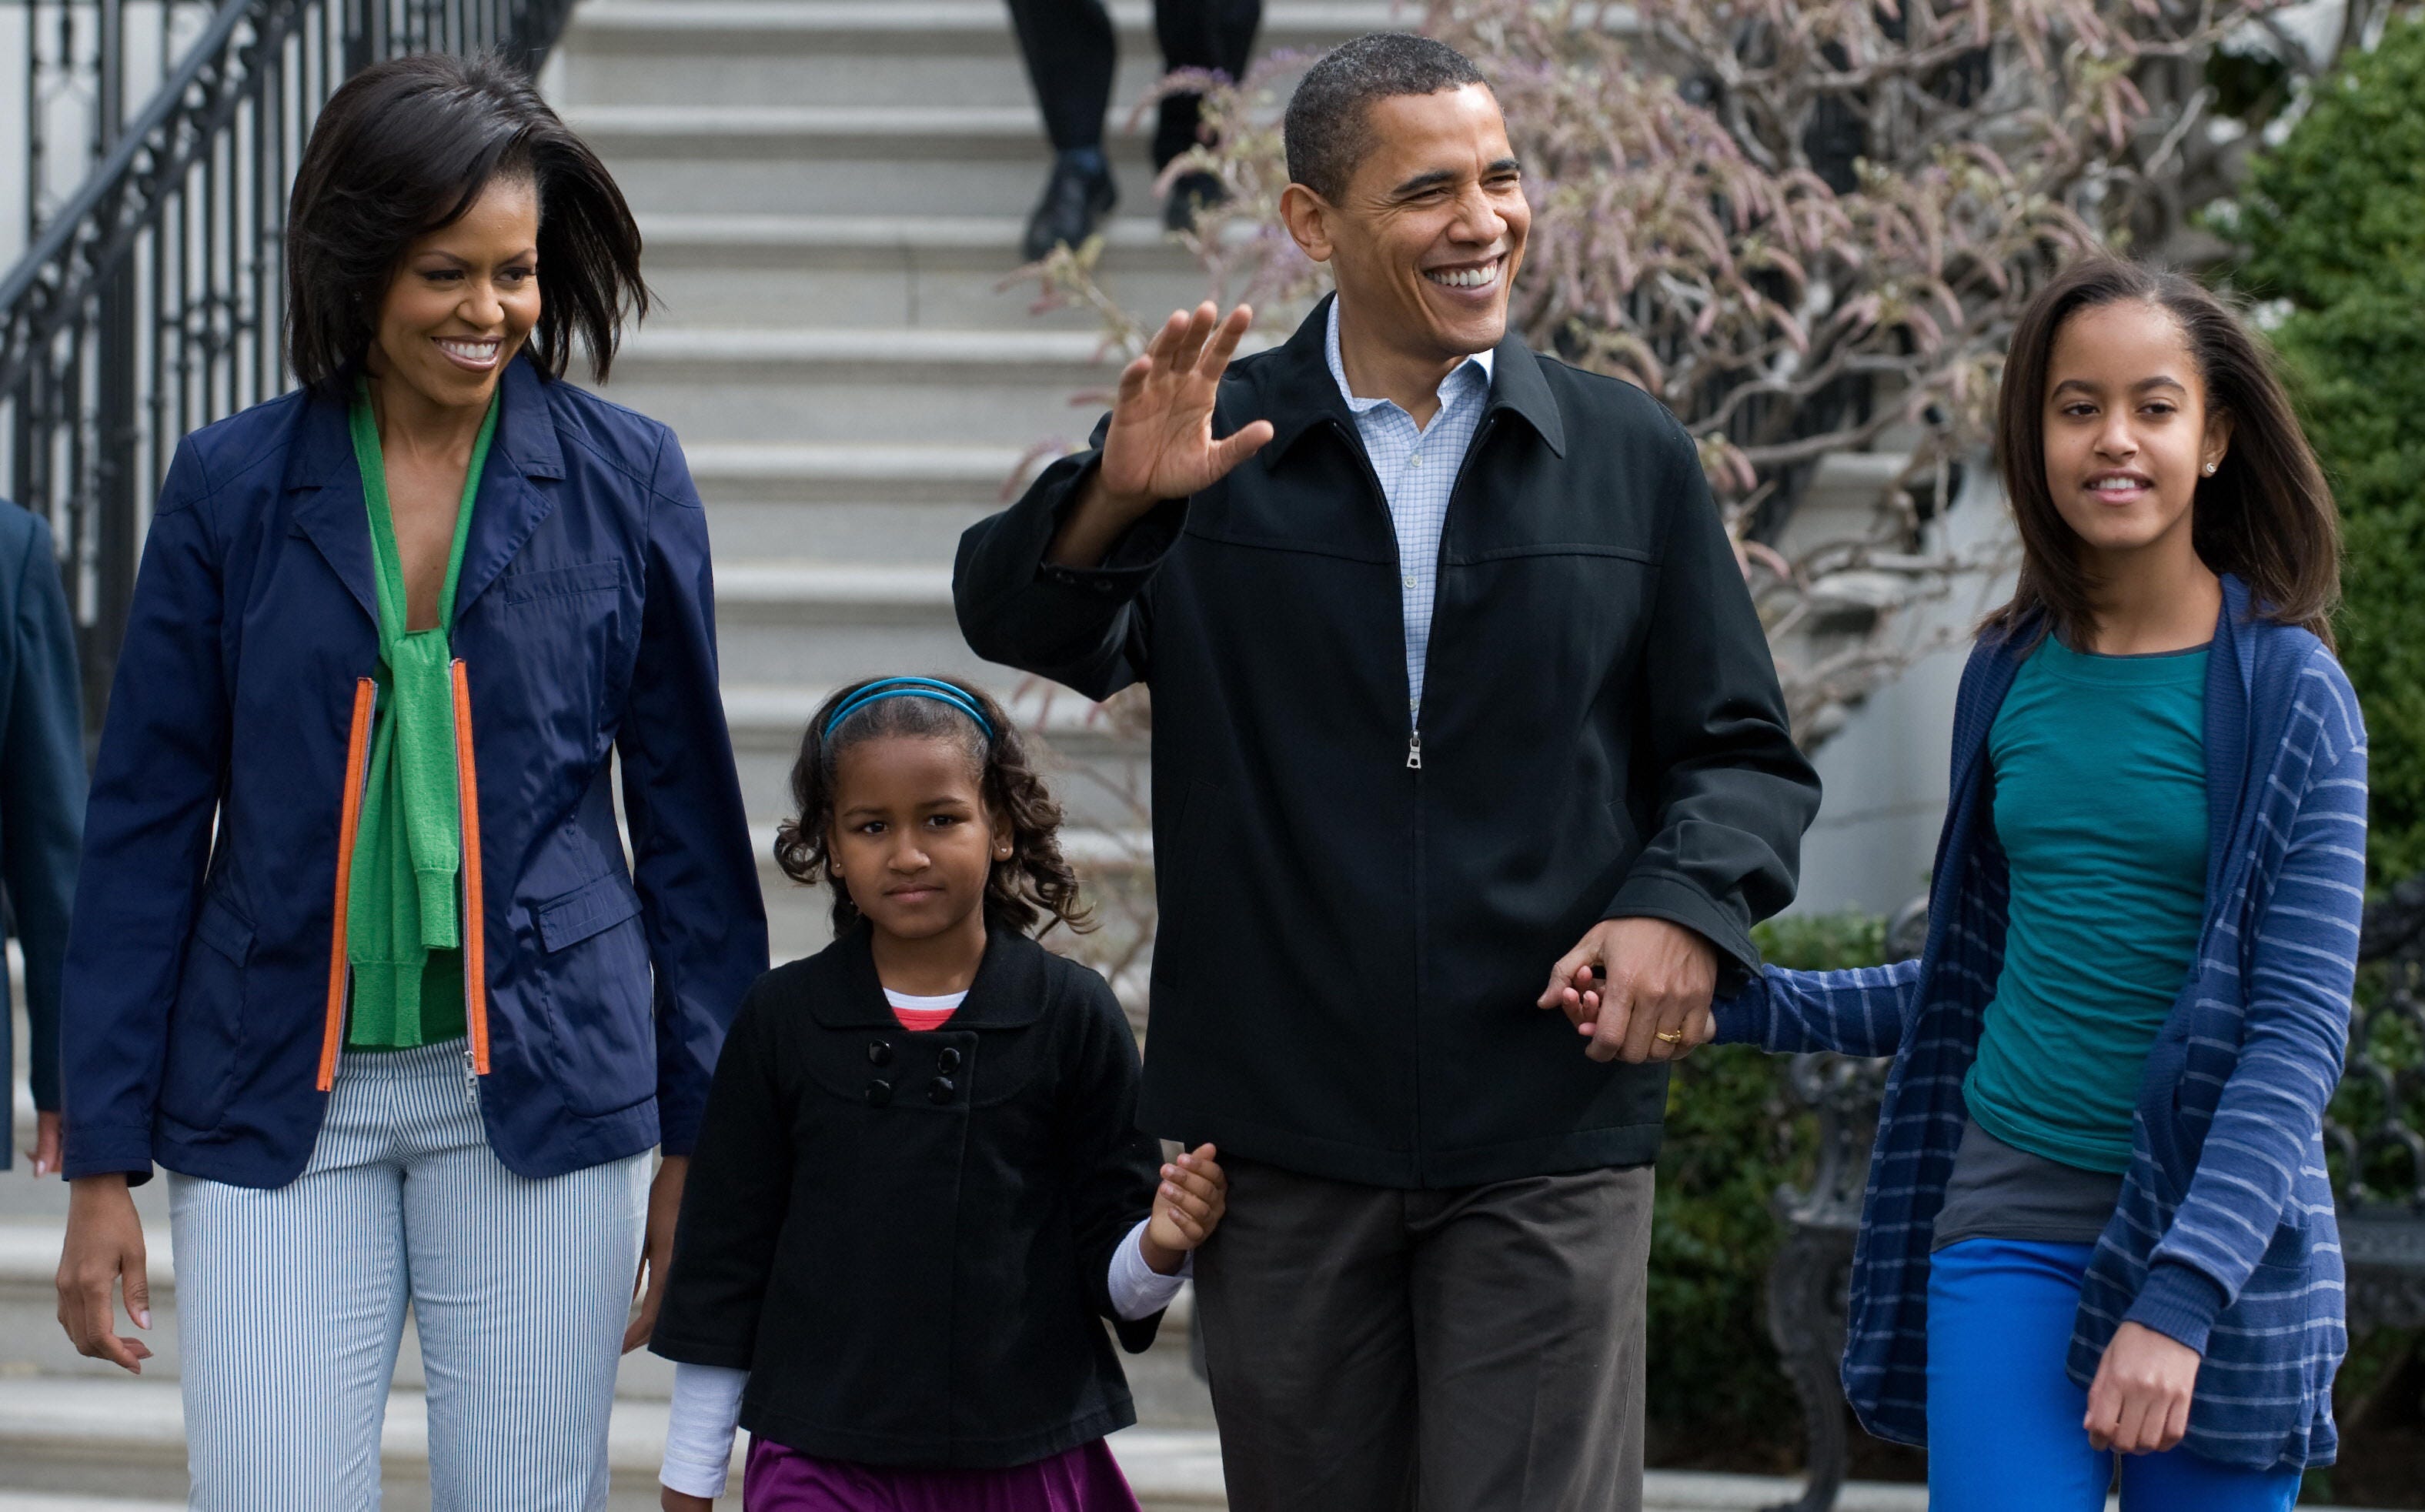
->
[[1325, 299, 1495, 722]]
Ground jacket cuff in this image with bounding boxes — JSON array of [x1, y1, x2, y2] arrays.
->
[[656, 1106, 703, 1161], [1710, 975, 1769, 1046], [2124, 1261, 2228, 1355], [1604, 871, 1759, 985], [1031, 454, 1187, 595], [62, 1125, 155, 1186]]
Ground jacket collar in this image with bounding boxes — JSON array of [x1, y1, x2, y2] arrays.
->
[[810, 920, 1050, 1031], [1262, 293, 1567, 461], [284, 355, 568, 630]]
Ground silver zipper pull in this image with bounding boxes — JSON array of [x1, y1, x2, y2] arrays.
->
[[1407, 732, 1422, 770], [463, 1047, 480, 1110]]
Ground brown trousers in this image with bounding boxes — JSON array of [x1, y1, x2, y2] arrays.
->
[[1194, 1158, 1654, 1512]]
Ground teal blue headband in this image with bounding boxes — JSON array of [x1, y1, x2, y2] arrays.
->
[[823, 677, 996, 742]]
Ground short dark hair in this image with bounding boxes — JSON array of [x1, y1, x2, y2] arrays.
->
[[1986, 255, 2341, 651], [285, 52, 648, 391], [1284, 32, 1488, 201], [774, 676, 1091, 939]]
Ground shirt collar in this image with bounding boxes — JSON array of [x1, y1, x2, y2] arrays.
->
[[1324, 295, 1495, 419]]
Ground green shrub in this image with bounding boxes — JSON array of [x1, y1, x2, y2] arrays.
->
[[2271, 294, 2425, 884], [1646, 912, 1891, 1464], [2233, 21, 2425, 310], [2230, 17, 2425, 885]]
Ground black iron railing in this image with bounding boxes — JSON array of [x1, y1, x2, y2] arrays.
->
[[1, 0, 577, 724]]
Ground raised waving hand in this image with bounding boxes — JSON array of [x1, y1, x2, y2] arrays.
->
[[1048, 302, 1275, 569]]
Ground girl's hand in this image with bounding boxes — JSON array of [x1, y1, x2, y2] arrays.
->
[[1140, 1143, 1226, 1275], [2085, 1321, 2200, 1454], [660, 1488, 713, 1512]]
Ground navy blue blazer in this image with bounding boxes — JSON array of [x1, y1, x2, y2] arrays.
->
[[0, 499, 85, 1168], [60, 357, 768, 1188]]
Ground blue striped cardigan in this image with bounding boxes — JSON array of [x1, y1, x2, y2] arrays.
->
[[1712, 576, 2367, 1470]]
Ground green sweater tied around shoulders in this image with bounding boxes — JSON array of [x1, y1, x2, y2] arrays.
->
[[343, 380, 498, 1049]]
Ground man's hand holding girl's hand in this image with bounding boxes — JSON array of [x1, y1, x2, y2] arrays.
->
[[1140, 1143, 1226, 1275], [1539, 916, 1718, 1063], [2086, 1321, 2201, 1454]]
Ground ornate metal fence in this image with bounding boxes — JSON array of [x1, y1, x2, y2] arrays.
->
[[0, 0, 576, 724]]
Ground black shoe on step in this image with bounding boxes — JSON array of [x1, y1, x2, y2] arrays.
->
[[1163, 170, 1229, 234], [1022, 153, 1118, 262]]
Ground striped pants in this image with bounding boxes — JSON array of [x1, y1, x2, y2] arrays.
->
[[168, 1038, 648, 1511]]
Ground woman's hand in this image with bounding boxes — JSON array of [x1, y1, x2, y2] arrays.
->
[[2085, 1321, 2200, 1454], [1140, 1143, 1227, 1275], [55, 1173, 155, 1373], [660, 1487, 713, 1511], [625, 1155, 689, 1353]]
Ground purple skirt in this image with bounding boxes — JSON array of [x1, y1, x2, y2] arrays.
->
[[741, 1435, 1143, 1512]]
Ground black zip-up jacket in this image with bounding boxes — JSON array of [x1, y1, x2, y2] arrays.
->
[[649, 927, 1163, 1469], [955, 295, 1821, 1188]]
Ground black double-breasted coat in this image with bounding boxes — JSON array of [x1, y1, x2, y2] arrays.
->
[[649, 925, 1164, 1469]]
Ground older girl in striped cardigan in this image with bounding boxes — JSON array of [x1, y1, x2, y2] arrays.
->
[[1661, 259, 2361, 1510]]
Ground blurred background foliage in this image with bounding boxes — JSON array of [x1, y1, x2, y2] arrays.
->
[[2226, 12, 2425, 885], [1645, 912, 1889, 1467]]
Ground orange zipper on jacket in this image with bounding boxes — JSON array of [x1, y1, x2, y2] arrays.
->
[[453, 659, 490, 1076], [319, 678, 378, 1091]]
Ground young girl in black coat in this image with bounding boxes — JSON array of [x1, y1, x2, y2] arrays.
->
[[652, 676, 1226, 1511]]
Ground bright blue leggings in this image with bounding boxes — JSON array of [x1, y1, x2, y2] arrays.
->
[[1926, 1239, 2303, 1512]]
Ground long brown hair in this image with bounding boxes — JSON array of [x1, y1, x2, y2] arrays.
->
[[773, 676, 1090, 938], [1985, 256, 2340, 649]]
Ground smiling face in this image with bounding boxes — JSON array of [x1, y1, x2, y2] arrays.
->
[[366, 173, 541, 413], [827, 733, 1007, 947], [2041, 298, 2230, 568], [1284, 82, 1528, 365]]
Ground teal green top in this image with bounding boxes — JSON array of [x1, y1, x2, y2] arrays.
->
[[343, 382, 499, 1050], [1965, 636, 2209, 1174]]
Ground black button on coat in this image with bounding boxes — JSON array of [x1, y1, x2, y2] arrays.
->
[[650, 926, 1164, 1469], [954, 294, 1822, 1189]]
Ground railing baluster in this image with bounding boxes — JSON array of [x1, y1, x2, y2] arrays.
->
[[2, 0, 580, 726]]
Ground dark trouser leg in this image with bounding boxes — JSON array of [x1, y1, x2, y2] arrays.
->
[[1004, 0, 1117, 152], [1152, 0, 1262, 167], [1193, 1158, 1418, 1512], [1410, 1164, 1655, 1512]]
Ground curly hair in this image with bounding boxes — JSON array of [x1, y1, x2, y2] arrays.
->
[[773, 676, 1090, 938]]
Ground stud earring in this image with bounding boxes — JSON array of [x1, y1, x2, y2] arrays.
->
[[2203, 461, 2217, 476]]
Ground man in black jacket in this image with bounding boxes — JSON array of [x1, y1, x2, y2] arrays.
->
[[955, 33, 1819, 1510]]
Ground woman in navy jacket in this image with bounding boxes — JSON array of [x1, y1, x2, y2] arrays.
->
[[52, 55, 765, 1510]]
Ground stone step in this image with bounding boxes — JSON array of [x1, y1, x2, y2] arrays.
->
[[636, 212, 1219, 333], [0, 1377, 1223, 1506], [601, 325, 1128, 449], [708, 559, 987, 683], [684, 438, 1041, 564], [557, 0, 1390, 112], [568, 103, 1169, 217]]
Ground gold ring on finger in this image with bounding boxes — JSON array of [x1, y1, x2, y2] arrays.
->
[[1655, 1029, 1685, 1045]]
